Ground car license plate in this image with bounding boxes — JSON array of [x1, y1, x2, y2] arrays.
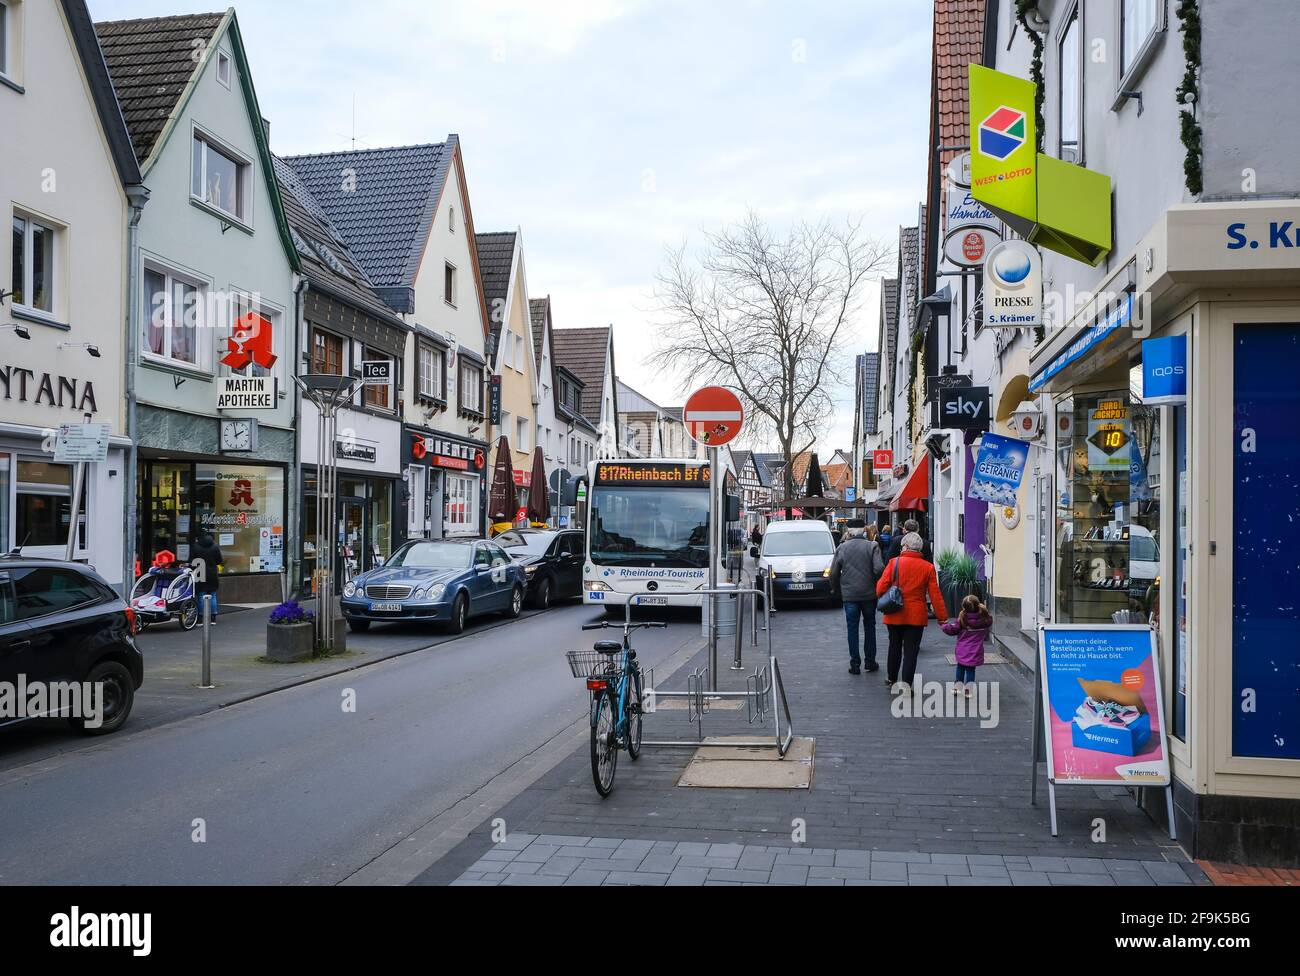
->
[[786, 583, 813, 591], [637, 596, 669, 606], [371, 602, 402, 612]]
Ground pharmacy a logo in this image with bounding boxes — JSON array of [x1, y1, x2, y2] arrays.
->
[[979, 106, 1026, 160]]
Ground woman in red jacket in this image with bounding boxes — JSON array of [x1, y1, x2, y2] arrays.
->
[[875, 532, 949, 689]]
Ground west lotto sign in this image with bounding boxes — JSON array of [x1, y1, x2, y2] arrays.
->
[[683, 386, 744, 447], [217, 376, 276, 410]]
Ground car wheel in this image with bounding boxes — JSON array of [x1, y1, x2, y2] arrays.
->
[[505, 585, 524, 618], [446, 592, 469, 634], [348, 618, 370, 633], [70, 659, 134, 735], [531, 576, 552, 610]]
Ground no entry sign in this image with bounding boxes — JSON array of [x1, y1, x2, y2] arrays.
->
[[683, 386, 744, 447]]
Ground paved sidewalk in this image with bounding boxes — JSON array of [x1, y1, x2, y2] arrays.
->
[[422, 602, 1202, 886]]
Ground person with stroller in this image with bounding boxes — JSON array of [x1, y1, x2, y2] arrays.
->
[[191, 531, 224, 624]]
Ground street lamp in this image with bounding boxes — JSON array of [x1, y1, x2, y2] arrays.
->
[[58, 341, 101, 357]]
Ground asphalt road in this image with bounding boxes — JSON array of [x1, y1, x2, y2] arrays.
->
[[0, 602, 696, 884]]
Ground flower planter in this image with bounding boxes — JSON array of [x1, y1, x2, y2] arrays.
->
[[267, 621, 314, 663]]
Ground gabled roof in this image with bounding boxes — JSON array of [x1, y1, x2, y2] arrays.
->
[[860, 351, 880, 435], [95, 8, 298, 270], [273, 156, 406, 328], [552, 327, 612, 424], [475, 231, 516, 347], [283, 141, 453, 292], [529, 297, 548, 377], [60, 0, 143, 188], [94, 10, 225, 165]]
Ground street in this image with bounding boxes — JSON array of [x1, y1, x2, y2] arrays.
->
[[0, 602, 693, 885]]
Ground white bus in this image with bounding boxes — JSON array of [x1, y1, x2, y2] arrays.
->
[[582, 458, 741, 611]]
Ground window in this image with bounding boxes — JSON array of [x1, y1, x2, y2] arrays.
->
[[13, 567, 105, 621], [16, 461, 86, 551], [448, 206, 456, 233], [516, 416, 529, 452], [216, 49, 231, 88], [459, 360, 483, 415], [444, 473, 478, 533], [1058, 5, 1082, 163], [143, 265, 205, 367], [0, 1, 10, 80], [444, 262, 457, 306], [193, 463, 286, 573], [191, 131, 249, 222], [11, 213, 57, 316], [362, 348, 391, 409], [418, 342, 446, 401], [1120, 0, 1162, 82], [311, 329, 343, 375]]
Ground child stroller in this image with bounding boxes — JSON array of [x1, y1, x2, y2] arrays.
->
[[129, 551, 199, 631]]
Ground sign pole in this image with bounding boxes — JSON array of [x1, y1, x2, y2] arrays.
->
[[707, 445, 719, 693], [61, 412, 95, 561]]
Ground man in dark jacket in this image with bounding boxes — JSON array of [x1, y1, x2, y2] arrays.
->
[[829, 519, 885, 674], [191, 531, 224, 623], [887, 518, 933, 563]]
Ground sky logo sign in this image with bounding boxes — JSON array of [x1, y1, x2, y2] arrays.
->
[[979, 106, 1026, 160]]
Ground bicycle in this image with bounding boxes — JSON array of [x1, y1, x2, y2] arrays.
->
[[567, 619, 667, 797]]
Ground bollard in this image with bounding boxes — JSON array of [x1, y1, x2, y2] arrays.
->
[[751, 586, 759, 646], [200, 596, 213, 689], [731, 587, 744, 670]]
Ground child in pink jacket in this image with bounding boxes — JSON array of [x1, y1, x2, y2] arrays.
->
[[940, 594, 993, 697]]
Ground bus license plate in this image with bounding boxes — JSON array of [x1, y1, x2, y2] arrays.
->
[[371, 602, 402, 612], [786, 583, 813, 591], [637, 596, 669, 606]]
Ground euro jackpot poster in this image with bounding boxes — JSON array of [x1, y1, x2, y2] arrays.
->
[[1039, 625, 1171, 786]]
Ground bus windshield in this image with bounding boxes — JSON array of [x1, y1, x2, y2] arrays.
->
[[590, 486, 710, 568]]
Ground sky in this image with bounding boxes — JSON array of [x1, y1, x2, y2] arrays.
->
[[89, 0, 934, 453]]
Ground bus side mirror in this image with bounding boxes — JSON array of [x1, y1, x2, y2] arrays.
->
[[725, 495, 740, 521]]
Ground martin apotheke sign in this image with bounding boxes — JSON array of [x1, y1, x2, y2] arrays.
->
[[217, 376, 277, 410]]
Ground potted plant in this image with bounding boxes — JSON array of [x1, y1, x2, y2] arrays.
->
[[941, 551, 985, 617], [267, 599, 315, 663]]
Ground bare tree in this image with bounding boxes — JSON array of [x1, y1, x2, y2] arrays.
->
[[652, 211, 891, 508]]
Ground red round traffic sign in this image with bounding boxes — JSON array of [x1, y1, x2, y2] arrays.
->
[[683, 386, 744, 447]]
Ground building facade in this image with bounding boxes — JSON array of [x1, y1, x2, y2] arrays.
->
[[97, 10, 299, 601], [0, 0, 144, 593]]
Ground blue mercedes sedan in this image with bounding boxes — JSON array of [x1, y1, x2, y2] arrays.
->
[[340, 538, 526, 634]]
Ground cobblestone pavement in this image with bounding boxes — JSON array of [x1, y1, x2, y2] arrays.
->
[[421, 603, 1200, 886]]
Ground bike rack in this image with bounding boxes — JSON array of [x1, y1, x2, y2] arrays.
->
[[629, 583, 796, 757]]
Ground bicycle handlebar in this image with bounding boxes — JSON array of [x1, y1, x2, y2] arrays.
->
[[581, 621, 668, 631]]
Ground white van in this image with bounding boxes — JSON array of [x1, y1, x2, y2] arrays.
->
[[755, 521, 837, 605]]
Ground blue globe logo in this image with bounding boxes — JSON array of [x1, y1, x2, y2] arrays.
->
[[993, 248, 1032, 284]]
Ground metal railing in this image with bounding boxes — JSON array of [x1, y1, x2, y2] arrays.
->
[[616, 583, 795, 757]]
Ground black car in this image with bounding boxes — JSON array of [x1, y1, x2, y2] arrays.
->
[[0, 558, 144, 736], [494, 528, 585, 609]]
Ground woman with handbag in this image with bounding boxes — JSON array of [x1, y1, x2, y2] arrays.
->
[[875, 532, 950, 690]]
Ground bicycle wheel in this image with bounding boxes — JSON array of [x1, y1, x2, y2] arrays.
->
[[590, 689, 618, 797], [626, 667, 644, 760]]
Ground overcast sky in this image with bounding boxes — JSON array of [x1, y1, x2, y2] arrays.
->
[[90, 0, 932, 453]]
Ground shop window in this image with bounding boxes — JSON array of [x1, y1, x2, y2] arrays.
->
[[145, 462, 192, 564], [11, 211, 59, 318], [312, 329, 343, 375], [15, 460, 85, 550], [1053, 390, 1160, 624], [444, 473, 478, 534], [143, 265, 205, 368], [193, 464, 285, 573]]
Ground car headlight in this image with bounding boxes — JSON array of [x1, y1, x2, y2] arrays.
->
[[586, 581, 612, 592], [429, 584, 446, 600], [414, 587, 427, 599], [525, 564, 538, 574], [343, 581, 356, 598], [822, 567, 831, 578]]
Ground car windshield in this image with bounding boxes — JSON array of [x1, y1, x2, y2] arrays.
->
[[386, 541, 471, 569], [590, 486, 709, 568], [763, 531, 835, 557], [496, 531, 554, 554]]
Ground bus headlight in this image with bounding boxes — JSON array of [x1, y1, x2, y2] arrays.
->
[[343, 581, 356, 598], [586, 581, 612, 592]]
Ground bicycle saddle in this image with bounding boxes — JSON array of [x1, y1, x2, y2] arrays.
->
[[593, 640, 623, 653]]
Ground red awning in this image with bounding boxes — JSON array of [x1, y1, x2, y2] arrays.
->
[[890, 453, 929, 511]]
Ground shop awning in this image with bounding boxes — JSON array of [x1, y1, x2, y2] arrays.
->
[[890, 454, 929, 511], [875, 479, 900, 506]]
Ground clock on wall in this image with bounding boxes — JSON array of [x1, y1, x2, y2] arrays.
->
[[220, 418, 258, 453]]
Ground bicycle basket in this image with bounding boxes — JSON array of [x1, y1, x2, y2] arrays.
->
[[566, 649, 624, 680]]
